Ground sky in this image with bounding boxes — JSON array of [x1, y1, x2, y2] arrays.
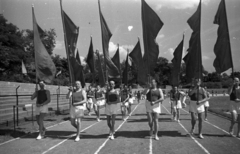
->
[[1, 0, 240, 73]]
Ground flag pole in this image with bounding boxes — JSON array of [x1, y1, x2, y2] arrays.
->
[[32, 5, 38, 87], [198, 0, 202, 104], [179, 33, 185, 86], [59, 0, 73, 87], [91, 36, 96, 85]]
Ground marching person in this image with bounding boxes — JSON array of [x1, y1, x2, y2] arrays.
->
[[31, 80, 51, 140], [105, 80, 120, 140], [228, 77, 240, 137], [143, 78, 164, 140], [94, 85, 104, 122], [128, 86, 133, 114], [86, 85, 94, 115], [188, 78, 209, 139], [204, 87, 210, 121], [137, 91, 141, 104], [170, 86, 186, 122], [67, 81, 87, 142], [121, 85, 129, 121]]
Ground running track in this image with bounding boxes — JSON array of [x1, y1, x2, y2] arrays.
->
[[0, 98, 240, 154]]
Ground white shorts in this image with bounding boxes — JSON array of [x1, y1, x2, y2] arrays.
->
[[105, 103, 118, 115], [128, 98, 134, 104], [204, 101, 209, 107], [87, 98, 93, 104], [229, 101, 240, 114], [172, 100, 182, 109], [70, 104, 86, 118], [189, 101, 205, 113], [145, 100, 161, 113], [94, 99, 104, 106], [35, 104, 48, 115]]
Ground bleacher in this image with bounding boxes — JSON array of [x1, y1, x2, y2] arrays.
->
[[0, 81, 70, 125]]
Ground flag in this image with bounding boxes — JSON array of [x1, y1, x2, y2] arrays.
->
[[129, 38, 146, 84], [213, 0, 233, 73], [184, 0, 202, 83], [171, 35, 184, 86], [122, 53, 129, 85], [141, 0, 163, 75], [96, 51, 105, 87], [21, 60, 27, 74], [111, 45, 121, 75], [32, 6, 56, 83], [75, 50, 85, 88], [86, 37, 96, 74], [98, 0, 119, 79]]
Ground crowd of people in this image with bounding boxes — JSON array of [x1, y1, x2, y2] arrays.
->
[[31, 77, 240, 141]]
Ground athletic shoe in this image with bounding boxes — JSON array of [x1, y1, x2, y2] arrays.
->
[[36, 134, 43, 140], [110, 135, 114, 140], [190, 129, 194, 135], [155, 135, 159, 140], [204, 118, 208, 121], [199, 134, 204, 139], [97, 118, 101, 122], [75, 136, 80, 142]]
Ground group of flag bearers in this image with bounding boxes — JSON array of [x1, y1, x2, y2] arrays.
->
[[29, 0, 240, 145]]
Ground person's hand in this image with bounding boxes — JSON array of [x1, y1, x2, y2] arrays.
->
[[36, 103, 41, 107], [68, 86, 73, 91], [151, 101, 155, 105]]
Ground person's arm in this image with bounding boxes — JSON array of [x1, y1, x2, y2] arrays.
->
[[73, 90, 87, 106], [40, 90, 51, 106], [66, 87, 73, 99], [142, 88, 149, 95], [152, 89, 164, 105], [197, 88, 210, 105], [31, 90, 37, 100]]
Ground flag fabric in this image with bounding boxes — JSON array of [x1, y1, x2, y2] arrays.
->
[[98, 0, 119, 79], [32, 7, 56, 83], [111, 45, 121, 75], [86, 37, 96, 74], [184, 0, 202, 83], [96, 51, 105, 87], [171, 35, 184, 86], [75, 50, 85, 88], [21, 60, 27, 74], [141, 0, 163, 76], [213, 0, 233, 73], [129, 39, 146, 84], [62, 10, 79, 57], [122, 53, 129, 85]]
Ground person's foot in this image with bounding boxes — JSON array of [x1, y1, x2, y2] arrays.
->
[[229, 127, 234, 136], [154, 135, 159, 140], [42, 129, 46, 137], [36, 134, 43, 140], [109, 130, 112, 137], [204, 118, 208, 121], [199, 134, 204, 139], [97, 118, 101, 122], [190, 129, 194, 135], [75, 136, 80, 142], [110, 134, 114, 140]]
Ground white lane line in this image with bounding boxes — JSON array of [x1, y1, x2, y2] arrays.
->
[[149, 136, 153, 154], [94, 102, 141, 154], [0, 121, 68, 146], [42, 121, 101, 154], [162, 104, 211, 154]]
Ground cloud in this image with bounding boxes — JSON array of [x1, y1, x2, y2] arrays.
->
[[202, 55, 210, 60], [157, 34, 165, 39], [55, 40, 64, 50], [80, 56, 86, 65], [128, 26, 133, 31], [108, 42, 134, 61], [155, 0, 210, 10]]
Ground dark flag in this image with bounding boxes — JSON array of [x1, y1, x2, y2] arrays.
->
[[60, 0, 79, 84], [171, 35, 184, 86], [98, 0, 119, 79], [184, 0, 202, 83], [122, 53, 129, 85], [75, 50, 85, 88], [129, 39, 146, 85], [141, 0, 164, 76], [111, 45, 121, 75], [32, 6, 56, 83], [96, 51, 105, 87], [86, 37, 96, 82], [213, 0, 233, 73]]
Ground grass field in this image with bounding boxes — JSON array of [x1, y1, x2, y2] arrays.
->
[[208, 96, 231, 119]]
